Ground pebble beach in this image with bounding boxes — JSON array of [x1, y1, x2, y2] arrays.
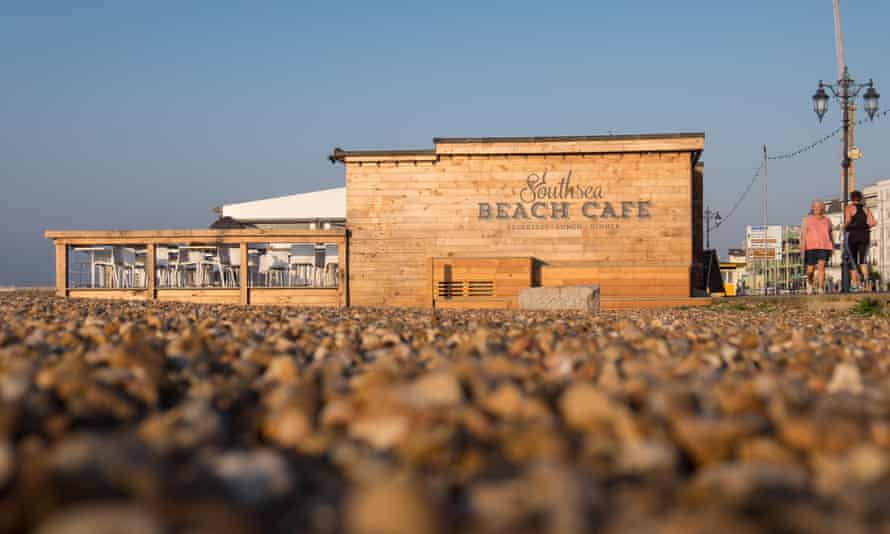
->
[[2, 293, 890, 533]]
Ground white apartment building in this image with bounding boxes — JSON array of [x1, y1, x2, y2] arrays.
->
[[865, 179, 890, 281]]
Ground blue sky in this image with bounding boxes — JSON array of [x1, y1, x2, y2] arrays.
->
[[2, 1, 889, 284]]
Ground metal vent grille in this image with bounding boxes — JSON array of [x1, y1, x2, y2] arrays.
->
[[467, 280, 494, 297], [437, 281, 464, 298], [436, 280, 494, 298]]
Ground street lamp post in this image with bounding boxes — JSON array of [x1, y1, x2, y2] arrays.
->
[[813, 67, 880, 292], [704, 206, 722, 250]]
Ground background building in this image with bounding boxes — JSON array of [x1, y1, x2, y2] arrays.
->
[[864, 179, 890, 285], [213, 187, 346, 230], [742, 225, 803, 294], [720, 248, 747, 296]]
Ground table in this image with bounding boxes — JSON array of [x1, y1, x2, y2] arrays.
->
[[177, 246, 223, 287]]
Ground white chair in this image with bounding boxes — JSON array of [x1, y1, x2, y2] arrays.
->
[[175, 248, 212, 287], [89, 247, 135, 288], [92, 248, 117, 288], [259, 253, 288, 287], [114, 247, 137, 288], [133, 248, 147, 287], [220, 246, 241, 288], [156, 246, 172, 287], [288, 244, 315, 286], [203, 247, 229, 288], [323, 244, 339, 287]]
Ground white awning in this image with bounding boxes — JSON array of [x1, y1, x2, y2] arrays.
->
[[221, 187, 346, 221]]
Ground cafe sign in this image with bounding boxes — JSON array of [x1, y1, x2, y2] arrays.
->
[[478, 171, 652, 220]]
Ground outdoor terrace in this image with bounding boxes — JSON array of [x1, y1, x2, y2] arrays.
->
[[44, 228, 348, 307]]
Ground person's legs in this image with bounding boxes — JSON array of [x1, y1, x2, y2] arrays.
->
[[849, 241, 868, 289], [849, 241, 861, 287], [816, 259, 827, 292], [805, 251, 816, 293]]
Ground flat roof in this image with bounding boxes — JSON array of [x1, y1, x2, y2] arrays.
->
[[221, 187, 346, 221], [330, 132, 705, 162], [433, 132, 705, 144]]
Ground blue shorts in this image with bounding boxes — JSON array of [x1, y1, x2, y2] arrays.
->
[[805, 249, 831, 266]]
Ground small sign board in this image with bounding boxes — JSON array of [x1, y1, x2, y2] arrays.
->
[[745, 225, 782, 261]]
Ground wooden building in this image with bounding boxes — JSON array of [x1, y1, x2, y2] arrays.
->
[[46, 132, 707, 310], [330, 133, 706, 310]]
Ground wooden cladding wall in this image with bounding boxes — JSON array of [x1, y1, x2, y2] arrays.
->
[[346, 141, 700, 307], [540, 264, 691, 298], [431, 257, 533, 309]]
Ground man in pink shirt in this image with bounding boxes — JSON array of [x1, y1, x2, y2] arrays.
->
[[800, 200, 834, 294]]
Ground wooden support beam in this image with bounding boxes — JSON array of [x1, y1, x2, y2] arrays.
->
[[55, 242, 68, 297], [239, 242, 249, 305], [146, 243, 156, 300], [336, 237, 344, 307]]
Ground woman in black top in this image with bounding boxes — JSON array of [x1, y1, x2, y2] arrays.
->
[[844, 190, 876, 290]]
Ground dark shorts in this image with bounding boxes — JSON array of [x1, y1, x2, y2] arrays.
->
[[849, 240, 869, 265], [805, 249, 831, 266]]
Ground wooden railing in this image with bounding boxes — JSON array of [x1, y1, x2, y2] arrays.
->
[[45, 229, 349, 307]]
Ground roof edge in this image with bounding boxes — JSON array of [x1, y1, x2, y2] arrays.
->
[[329, 132, 706, 163], [433, 132, 705, 144], [329, 147, 435, 162]]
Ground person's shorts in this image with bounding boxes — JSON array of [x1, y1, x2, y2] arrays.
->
[[805, 249, 831, 266], [849, 240, 869, 265]]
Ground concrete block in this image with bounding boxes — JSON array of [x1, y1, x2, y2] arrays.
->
[[519, 285, 600, 312]]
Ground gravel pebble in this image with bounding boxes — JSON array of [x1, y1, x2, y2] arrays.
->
[[3, 293, 890, 532]]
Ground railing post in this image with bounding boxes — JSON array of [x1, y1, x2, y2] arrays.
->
[[340, 234, 349, 307], [55, 242, 68, 297], [240, 242, 249, 305], [146, 243, 156, 300], [337, 249, 344, 307]]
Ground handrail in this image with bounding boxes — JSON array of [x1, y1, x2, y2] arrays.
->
[[45, 228, 345, 242]]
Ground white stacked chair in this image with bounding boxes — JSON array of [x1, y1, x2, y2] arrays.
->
[[92, 248, 117, 288], [133, 248, 147, 287], [259, 252, 288, 287], [175, 248, 209, 287], [220, 246, 241, 288], [288, 244, 315, 286], [156, 246, 171, 287], [114, 247, 137, 288], [323, 244, 339, 287], [206, 247, 227, 288]]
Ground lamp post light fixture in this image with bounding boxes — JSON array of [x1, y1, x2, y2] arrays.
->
[[813, 67, 880, 292], [864, 85, 881, 119], [812, 86, 830, 121]]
